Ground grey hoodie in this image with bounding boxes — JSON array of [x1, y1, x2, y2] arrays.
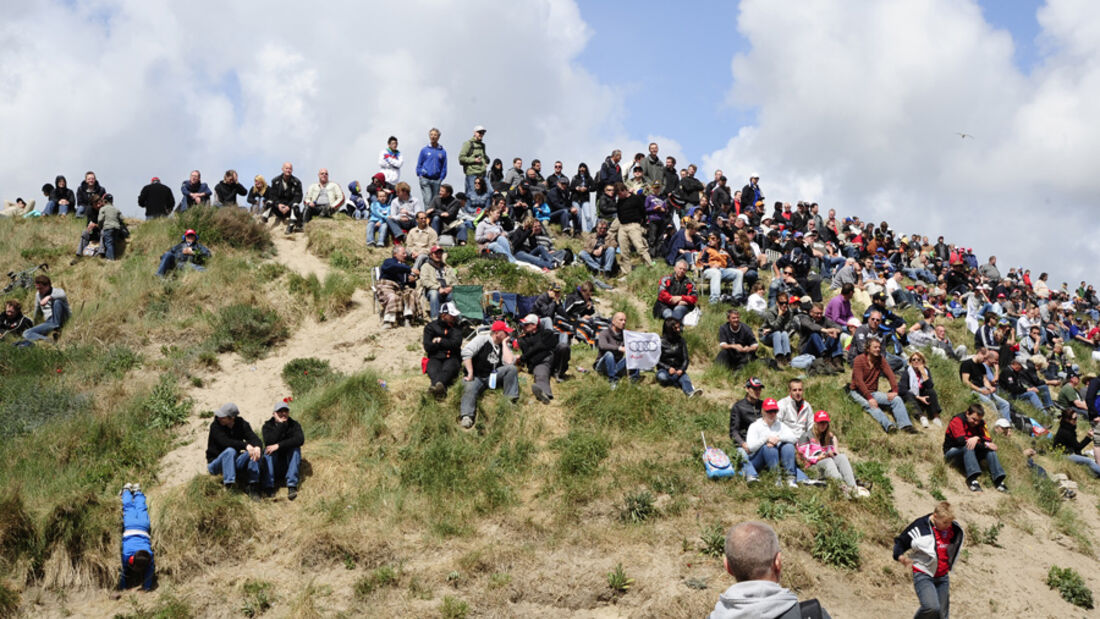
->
[[708, 580, 799, 619]]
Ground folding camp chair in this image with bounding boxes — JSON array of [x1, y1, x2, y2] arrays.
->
[[368, 266, 382, 314], [452, 284, 484, 323]]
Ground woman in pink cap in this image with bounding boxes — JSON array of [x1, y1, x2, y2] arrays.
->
[[798, 410, 869, 497]]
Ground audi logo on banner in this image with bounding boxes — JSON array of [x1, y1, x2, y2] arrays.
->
[[628, 340, 660, 353], [623, 329, 662, 371]]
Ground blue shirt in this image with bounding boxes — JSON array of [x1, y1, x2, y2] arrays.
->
[[416, 144, 447, 180]]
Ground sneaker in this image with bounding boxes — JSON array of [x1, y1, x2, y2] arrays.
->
[[920, 416, 930, 429], [688, 388, 703, 398], [261, 216, 269, 224], [886, 425, 898, 434], [288, 486, 298, 501], [995, 483, 1008, 494], [532, 385, 551, 404], [746, 476, 759, 484], [556, 372, 572, 383], [931, 417, 943, 428], [131, 483, 140, 494], [903, 425, 919, 434], [121, 483, 132, 496], [285, 223, 295, 234], [801, 479, 826, 487], [856, 486, 871, 498], [247, 483, 261, 501], [460, 416, 474, 429], [968, 479, 983, 493], [609, 381, 618, 390], [223, 483, 234, 492], [787, 479, 799, 489], [429, 382, 446, 400], [381, 321, 395, 330]]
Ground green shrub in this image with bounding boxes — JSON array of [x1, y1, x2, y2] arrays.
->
[[461, 258, 546, 295], [970, 522, 1003, 547], [281, 358, 341, 396], [440, 596, 470, 619], [175, 205, 272, 250], [296, 372, 387, 437], [207, 303, 288, 361], [444, 245, 479, 266], [1047, 565, 1094, 609], [146, 375, 192, 429], [757, 498, 795, 521], [699, 523, 726, 558], [619, 490, 657, 523], [0, 490, 38, 571], [554, 430, 610, 480], [113, 592, 193, 619]]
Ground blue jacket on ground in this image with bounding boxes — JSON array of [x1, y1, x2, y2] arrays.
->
[[119, 489, 155, 590]]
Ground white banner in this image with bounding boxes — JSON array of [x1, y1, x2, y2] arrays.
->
[[624, 329, 661, 371]]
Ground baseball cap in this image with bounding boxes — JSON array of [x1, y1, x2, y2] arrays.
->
[[273, 400, 290, 412], [473, 125, 486, 133], [439, 302, 459, 315], [490, 320, 513, 333], [847, 317, 862, 327], [429, 245, 443, 254], [762, 398, 779, 412], [215, 403, 239, 418], [750, 172, 760, 179], [814, 410, 830, 423], [549, 282, 563, 292], [184, 229, 197, 237], [745, 377, 764, 389], [151, 176, 160, 182], [992, 418, 1011, 429], [520, 314, 540, 326]]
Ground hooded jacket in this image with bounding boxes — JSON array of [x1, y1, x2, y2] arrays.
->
[[892, 514, 964, 577], [50, 175, 76, 205], [76, 179, 106, 210], [166, 234, 212, 266], [708, 580, 801, 619]]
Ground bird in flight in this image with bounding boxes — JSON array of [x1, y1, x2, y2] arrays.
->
[[956, 132, 974, 139]]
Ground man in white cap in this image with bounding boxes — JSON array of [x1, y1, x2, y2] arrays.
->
[[517, 314, 565, 404], [423, 301, 464, 400], [205, 403, 263, 500], [459, 125, 488, 195], [262, 400, 305, 500]]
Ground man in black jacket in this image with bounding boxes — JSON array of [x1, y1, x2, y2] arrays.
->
[[615, 182, 652, 273], [265, 161, 303, 233], [726, 378, 764, 481], [423, 302, 464, 400], [716, 309, 759, 371], [740, 174, 762, 215], [75, 171, 106, 217], [518, 314, 565, 403], [597, 150, 623, 193], [138, 177, 175, 219], [206, 403, 262, 500], [533, 283, 573, 381], [262, 400, 305, 500]]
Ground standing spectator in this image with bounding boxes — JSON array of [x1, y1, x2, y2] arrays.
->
[[423, 302, 463, 400], [654, 260, 697, 321], [740, 173, 763, 215], [893, 502, 964, 619], [19, 274, 70, 346], [656, 318, 703, 397], [301, 168, 345, 228], [205, 403, 262, 500], [75, 170, 106, 217], [943, 404, 1008, 492], [46, 175, 75, 216], [246, 175, 268, 216], [155, 229, 211, 278], [416, 127, 447, 204], [117, 483, 155, 591], [178, 170, 212, 212], [715, 309, 758, 371], [460, 321, 519, 428], [517, 314, 565, 403], [799, 410, 867, 497], [138, 177, 175, 220], [96, 196, 124, 260], [746, 398, 801, 488], [459, 125, 488, 194], [262, 400, 304, 500], [900, 351, 943, 428], [1, 300, 33, 340], [266, 162, 303, 234], [570, 162, 596, 232], [596, 149, 622, 193], [614, 182, 652, 273], [849, 338, 916, 433], [378, 136, 403, 183], [214, 170, 247, 207]]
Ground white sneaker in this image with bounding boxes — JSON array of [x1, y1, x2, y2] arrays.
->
[[787, 479, 799, 489], [459, 416, 474, 429], [688, 388, 703, 398], [920, 416, 930, 428], [856, 486, 871, 498], [931, 417, 943, 428]]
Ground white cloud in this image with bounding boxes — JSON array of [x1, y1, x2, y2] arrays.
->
[[704, 0, 1100, 283]]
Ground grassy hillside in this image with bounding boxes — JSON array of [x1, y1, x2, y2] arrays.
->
[[2, 213, 1099, 617]]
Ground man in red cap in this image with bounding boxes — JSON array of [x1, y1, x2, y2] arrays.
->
[[138, 176, 175, 219], [156, 229, 212, 277], [459, 320, 518, 428]]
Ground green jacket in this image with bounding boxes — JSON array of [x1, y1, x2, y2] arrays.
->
[[458, 138, 488, 175], [97, 203, 124, 231]]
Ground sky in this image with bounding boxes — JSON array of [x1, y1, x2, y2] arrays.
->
[[1, 0, 1098, 285]]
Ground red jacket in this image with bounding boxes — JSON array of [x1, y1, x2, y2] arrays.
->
[[942, 414, 992, 453], [657, 274, 697, 308]]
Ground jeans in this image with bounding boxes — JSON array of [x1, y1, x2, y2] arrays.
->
[[460, 364, 519, 419], [576, 199, 595, 232], [849, 390, 912, 431], [386, 216, 414, 240], [735, 447, 758, 479], [661, 304, 693, 321], [207, 447, 260, 485], [762, 331, 792, 356], [978, 392, 1011, 421], [23, 319, 62, 342], [515, 246, 556, 269], [45, 200, 70, 216], [821, 255, 846, 279], [944, 446, 1005, 484], [419, 177, 441, 205], [426, 289, 453, 320], [802, 332, 842, 358], [703, 267, 744, 302], [553, 207, 582, 233], [431, 216, 468, 243], [596, 351, 638, 383], [1013, 390, 1046, 411], [1066, 454, 1100, 478], [120, 489, 154, 590], [426, 357, 462, 391], [579, 249, 615, 274], [156, 253, 205, 277], [262, 447, 301, 489], [913, 572, 950, 619], [656, 369, 694, 395], [102, 229, 118, 260], [486, 237, 515, 263], [366, 220, 388, 246], [748, 443, 798, 479]]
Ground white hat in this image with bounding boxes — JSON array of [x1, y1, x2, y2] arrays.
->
[[440, 302, 459, 315], [473, 125, 486, 133], [520, 313, 540, 326], [750, 172, 760, 179], [992, 418, 1011, 429]]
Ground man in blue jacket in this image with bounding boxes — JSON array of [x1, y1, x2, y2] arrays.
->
[[416, 127, 447, 205], [156, 229, 212, 277], [117, 483, 155, 591], [178, 170, 212, 212]]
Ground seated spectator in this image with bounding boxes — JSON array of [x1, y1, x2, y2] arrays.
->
[[96, 196, 125, 260], [179, 170, 212, 212], [346, 181, 368, 220], [117, 483, 155, 591], [709, 521, 832, 619], [529, 191, 550, 226], [862, 292, 908, 356], [510, 217, 557, 271], [795, 302, 843, 365], [507, 181, 535, 222], [533, 283, 572, 377], [205, 403, 262, 500], [428, 184, 464, 244], [377, 245, 421, 329], [1052, 408, 1100, 478], [366, 189, 391, 247], [767, 263, 807, 309], [75, 193, 106, 258], [301, 168, 345, 228], [595, 311, 637, 386], [76, 170, 106, 217], [1057, 369, 1088, 414], [697, 231, 745, 305], [777, 378, 814, 438], [715, 308, 758, 371], [824, 283, 854, 331], [475, 201, 515, 263], [365, 172, 395, 201], [656, 318, 702, 397], [46, 175, 75, 216], [424, 302, 464, 400], [745, 281, 767, 315], [653, 260, 697, 321], [265, 162, 303, 233], [579, 219, 617, 280], [245, 175, 268, 217], [746, 398, 802, 487], [460, 321, 519, 429], [999, 354, 1049, 412], [386, 182, 421, 243], [406, 212, 438, 268], [518, 314, 567, 403], [155, 229, 211, 278], [562, 281, 606, 346], [214, 169, 247, 207], [418, 246, 457, 320], [547, 175, 581, 236], [849, 338, 916, 434], [931, 323, 967, 360], [798, 410, 868, 497], [958, 347, 1012, 421], [759, 292, 795, 367], [664, 217, 701, 266], [892, 502, 963, 619], [727, 379, 771, 483], [943, 404, 1008, 492], [900, 351, 942, 428], [18, 274, 70, 346], [1, 300, 33, 340], [262, 400, 304, 500], [847, 311, 905, 372]]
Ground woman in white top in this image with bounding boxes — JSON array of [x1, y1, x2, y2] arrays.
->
[[745, 398, 801, 487]]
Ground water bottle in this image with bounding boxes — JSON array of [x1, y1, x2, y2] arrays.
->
[[488, 371, 498, 390]]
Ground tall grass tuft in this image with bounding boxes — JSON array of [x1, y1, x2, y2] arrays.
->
[[207, 303, 288, 361], [282, 358, 342, 396], [295, 371, 388, 438], [175, 205, 272, 250], [156, 477, 258, 578]]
